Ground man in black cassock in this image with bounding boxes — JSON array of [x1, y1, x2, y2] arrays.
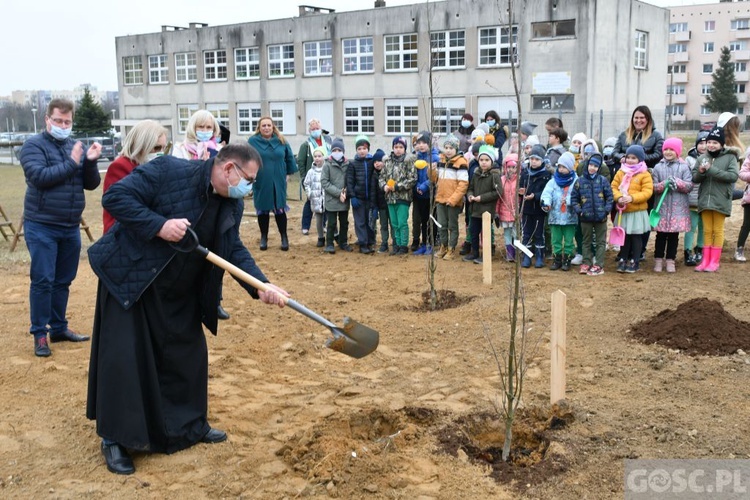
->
[[86, 143, 287, 475]]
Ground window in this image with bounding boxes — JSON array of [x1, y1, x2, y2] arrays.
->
[[704, 42, 714, 53], [668, 105, 685, 116], [384, 99, 419, 135], [343, 37, 374, 74], [700, 106, 711, 115], [235, 47, 260, 79], [268, 44, 295, 78], [737, 84, 747, 93], [204, 50, 227, 81], [703, 64, 714, 73], [385, 33, 418, 71], [207, 104, 229, 128], [634, 31, 648, 69], [177, 104, 199, 134], [479, 26, 519, 66], [343, 100, 375, 134], [668, 64, 687, 74], [148, 55, 168, 84], [123, 56, 143, 85], [669, 22, 688, 33], [731, 19, 750, 30], [531, 20, 575, 38], [175, 52, 197, 83], [730, 41, 747, 52], [668, 43, 686, 53], [701, 84, 712, 95], [704, 20, 715, 32], [666, 85, 685, 95], [269, 102, 296, 134], [432, 99, 465, 134], [303, 41, 333, 76], [735, 62, 747, 72], [737, 107, 745, 115], [531, 94, 575, 111], [237, 103, 261, 134], [430, 30, 466, 69]]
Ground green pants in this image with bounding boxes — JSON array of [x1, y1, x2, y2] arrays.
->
[[388, 203, 410, 246], [550, 224, 576, 256]]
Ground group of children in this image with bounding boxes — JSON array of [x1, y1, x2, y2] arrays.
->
[[302, 125, 741, 275]]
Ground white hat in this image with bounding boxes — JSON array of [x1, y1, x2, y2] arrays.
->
[[717, 112, 736, 128]]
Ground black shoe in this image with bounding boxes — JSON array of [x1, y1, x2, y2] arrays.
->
[[473, 257, 483, 264], [201, 428, 227, 444], [101, 442, 135, 475], [340, 244, 354, 252], [217, 305, 230, 320], [260, 235, 268, 251], [685, 250, 697, 267], [317, 238, 325, 248], [378, 243, 388, 253], [49, 329, 90, 342], [390, 246, 399, 256], [550, 255, 562, 271], [462, 253, 478, 262], [360, 245, 372, 254], [396, 246, 409, 255], [458, 241, 472, 255], [280, 234, 289, 251], [410, 240, 419, 252], [616, 260, 627, 273], [34, 336, 51, 357], [561, 255, 571, 272], [324, 245, 335, 254]]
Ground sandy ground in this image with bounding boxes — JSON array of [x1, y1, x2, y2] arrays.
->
[[1, 190, 750, 499]]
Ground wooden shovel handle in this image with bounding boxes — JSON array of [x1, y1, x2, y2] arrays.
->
[[203, 250, 289, 305]]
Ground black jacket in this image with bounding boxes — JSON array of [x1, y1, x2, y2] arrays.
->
[[346, 154, 373, 201]]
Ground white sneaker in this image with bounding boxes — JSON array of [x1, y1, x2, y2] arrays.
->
[[571, 253, 583, 265], [735, 248, 747, 262]]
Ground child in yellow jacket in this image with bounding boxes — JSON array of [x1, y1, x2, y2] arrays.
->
[[429, 134, 469, 259]]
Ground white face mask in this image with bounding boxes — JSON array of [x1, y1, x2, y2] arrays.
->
[[146, 152, 164, 162], [331, 151, 344, 161]]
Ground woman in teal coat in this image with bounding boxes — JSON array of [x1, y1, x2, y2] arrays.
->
[[248, 117, 298, 251]]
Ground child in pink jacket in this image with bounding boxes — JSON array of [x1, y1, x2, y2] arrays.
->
[[735, 151, 750, 261], [496, 153, 519, 261]]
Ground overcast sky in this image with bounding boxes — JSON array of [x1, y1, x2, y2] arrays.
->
[[0, 0, 713, 96]]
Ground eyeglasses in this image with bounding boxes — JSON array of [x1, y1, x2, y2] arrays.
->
[[232, 163, 255, 184], [152, 145, 164, 152], [48, 117, 73, 127]]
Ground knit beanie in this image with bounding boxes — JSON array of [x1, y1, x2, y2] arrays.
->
[[588, 155, 603, 167], [520, 121, 537, 136], [372, 148, 385, 163], [571, 132, 587, 144], [529, 144, 546, 159], [662, 137, 683, 155], [477, 144, 498, 162], [392, 136, 407, 149], [477, 122, 490, 135], [313, 145, 328, 157], [470, 129, 485, 142], [355, 134, 370, 149], [415, 130, 431, 145], [695, 130, 710, 147], [707, 126, 725, 146], [625, 144, 646, 162], [557, 152, 575, 171], [443, 134, 460, 150], [603, 137, 618, 148], [471, 141, 483, 157], [525, 135, 540, 147], [331, 137, 345, 153]]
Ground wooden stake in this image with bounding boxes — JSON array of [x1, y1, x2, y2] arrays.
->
[[482, 212, 492, 285], [550, 290, 567, 404]]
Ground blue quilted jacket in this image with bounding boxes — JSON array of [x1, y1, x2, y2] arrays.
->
[[570, 174, 614, 223], [87, 155, 267, 335], [19, 131, 101, 226]]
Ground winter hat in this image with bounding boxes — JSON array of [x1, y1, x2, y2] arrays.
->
[[588, 155, 603, 168], [392, 136, 408, 149], [524, 135, 540, 147], [477, 144, 498, 162], [470, 128, 485, 142], [415, 130, 431, 145], [331, 137, 345, 153], [625, 144, 646, 162], [313, 145, 328, 157], [471, 141, 483, 157], [571, 132, 587, 144], [717, 112, 736, 128], [603, 137, 618, 148], [372, 148, 385, 163], [582, 140, 599, 154], [355, 134, 370, 149], [443, 134, 460, 150], [503, 153, 519, 167], [529, 144, 547, 159], [707, 126, 725, 146], [557, 152, 576, 171], [695, 130, 710, 147], [477, 122, 490, 135], [520, 121, 537, 136], [662, 137, 683, 155]]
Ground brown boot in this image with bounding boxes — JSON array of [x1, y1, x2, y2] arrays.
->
[[435, 245, 447, 258], [443, 247, 456, 260]]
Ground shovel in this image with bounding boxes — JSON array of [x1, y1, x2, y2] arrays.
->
[[609, 207, 626, 247], [173, 228, 379, 359], [649, 182, 670, 228]]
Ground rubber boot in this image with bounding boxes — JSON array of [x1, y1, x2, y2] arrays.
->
[[561, 254, 571, 271], [280, 234, 289, 251], [694, 246, 703, 264], [534, 247, 545, 268], [505, 244, 516, 262], [695, 246, 712, 272], [550, 254, 562, 271], [705, 246, 722, 272], [521, 252, 532, 268], [684, 249, 696, 267]]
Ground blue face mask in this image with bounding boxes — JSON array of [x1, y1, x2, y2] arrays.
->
[[49, 124, 72, 141], [569, 145, 580, 154], [603, 146, 614, 157], [196, 130, 214, 142], [486, 119, 496, 127], [461, 119, 472, 129], [227, 165, 253, 199], [310, 129, 322, 139]]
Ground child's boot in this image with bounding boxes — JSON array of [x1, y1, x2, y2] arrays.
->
[[550, 254, 562, 271], [459, 241, 472, 255], [695, 246, 712, 272], [653, 258, 663, 273], [665, 259, 676, 273], [694, 246, 703, 264], [705, 246, 722, 272], [443, 247, 456, 260], [734, 247, 746, 262], [534, 247, 545, 268], [561, 254, 571, 271], [413, 244, 427, 255], [435, 245, 447, 258], [505, 244, 516, 262], [521, 252, 532, 268], [684, 249, 696, 266]]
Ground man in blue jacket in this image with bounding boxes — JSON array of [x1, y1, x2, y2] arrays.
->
[[19, 98, 102, 357]]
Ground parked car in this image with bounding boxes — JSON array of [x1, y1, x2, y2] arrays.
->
[[701, 121, 717, 131], [78, 136, 118, 161]]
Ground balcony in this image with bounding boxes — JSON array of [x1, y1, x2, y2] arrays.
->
[[734, 50, 750, 61], [673, 52, 689, 63], [736, 71, 749, 82], [674, 30, 691, 42], [738, 93, 748, 104], [672, 72, 689, 83], [736, 28, 750, 40], [669, 94, 688, 104]]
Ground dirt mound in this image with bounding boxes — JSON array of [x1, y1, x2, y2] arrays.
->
[[630, 298, 750, 356]]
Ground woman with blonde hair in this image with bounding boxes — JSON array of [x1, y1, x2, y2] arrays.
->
[[248, 116, 298, 251], [172, 110, 221, 160], [103, 119, 168, 234]]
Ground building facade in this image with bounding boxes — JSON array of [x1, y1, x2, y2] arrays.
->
[[114, 0, 668, 151], [667, 0, 750, 126]]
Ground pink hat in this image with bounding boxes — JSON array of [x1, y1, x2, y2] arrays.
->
[[662, 137, 683, 155]]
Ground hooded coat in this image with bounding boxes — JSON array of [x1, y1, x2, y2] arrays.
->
[[692, 147, 741, 216]]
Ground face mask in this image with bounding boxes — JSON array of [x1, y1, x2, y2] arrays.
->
[[486, 119, 496, 127], [603, 146, 614, 156], [196, 131, 214, 142], [331, 151, 344, 161], [461, 120, 472, 129], [227, 165, 253, 199], [146, 152, 164, 162], [569, 145, 580, 154], [49, 124, 72, 141], [708, 149, 721, 158], [310, 129, 322, 139]]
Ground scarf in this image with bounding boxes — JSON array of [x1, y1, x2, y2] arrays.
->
[[618, 161, 647, 196], [527, 165, 547, 177], [553, 169, 576, 188], [184, 140, 218, 160]]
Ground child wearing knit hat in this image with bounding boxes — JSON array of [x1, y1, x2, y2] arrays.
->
[[683, 131, 709, 265], [379, 136, 418, 255], [429, 134, 469, 260], [347, 134, 375, 254], [610, 145, 653, 273], [649, 137, 693, 273], [496, 153, 520, 262], [462, 145, 502, 263], [519, 144, 553, 268], [412, 131, 439, 254], [321, 138, 353, 254], [541, 152, 579, 271], [370, 149, 394, 253]]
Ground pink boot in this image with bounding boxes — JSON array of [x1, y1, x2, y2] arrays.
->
[[705, 246, 722, 272], [695, 246, 713, 272]]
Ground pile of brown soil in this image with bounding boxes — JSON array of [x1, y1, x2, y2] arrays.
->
[[630, 298, 750, 356]]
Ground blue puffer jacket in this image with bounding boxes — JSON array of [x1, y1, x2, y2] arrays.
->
[[571, 173, 614, 223], [413, 147, 439, 200], [19, 131, 101, 226], [346, 154, 373, 202], [87, 156, 268, 335]]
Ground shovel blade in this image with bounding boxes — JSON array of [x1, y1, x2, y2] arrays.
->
[[609, 227, 625, 246], [325, 317, 379, 359], [649, 210, 661, 228]]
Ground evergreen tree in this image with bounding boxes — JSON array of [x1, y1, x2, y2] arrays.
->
[[704, 46, 739, 113], [73, 88, 110, 136]]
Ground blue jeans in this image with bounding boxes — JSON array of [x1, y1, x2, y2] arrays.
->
[[301, 199, 313, 231], [25, 220, 81, 337]]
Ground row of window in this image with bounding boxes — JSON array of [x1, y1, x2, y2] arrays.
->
[[667, 83, 746, 94], [670, 19, 750, 33], [123, 27, 519, 86], [667, 104, 745, 116], [667, 62, 748, 73], [669, 41, 748, 53]]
